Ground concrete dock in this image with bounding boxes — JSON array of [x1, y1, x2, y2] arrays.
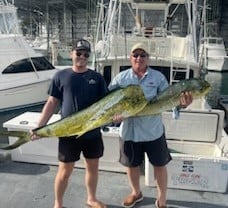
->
[[0, 156, 228, 208]]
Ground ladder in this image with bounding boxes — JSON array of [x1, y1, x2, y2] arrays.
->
[[169, 35, 190, 85], [170, 65, 190, 85]]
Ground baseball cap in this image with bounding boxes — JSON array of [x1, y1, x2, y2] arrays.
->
[[131, 42, 148, 54], [73, 39, 91, 52]]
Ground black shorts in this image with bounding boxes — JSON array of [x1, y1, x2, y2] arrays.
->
[[119, 134, 172, 167], [58, 130, 104, 162]]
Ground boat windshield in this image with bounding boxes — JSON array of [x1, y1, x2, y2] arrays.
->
[[2, 57, 55, 74]]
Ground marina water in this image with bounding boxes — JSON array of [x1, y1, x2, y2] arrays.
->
[[206, 71, 228, 107]]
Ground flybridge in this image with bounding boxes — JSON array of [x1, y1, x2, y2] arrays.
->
[[93, 0, 200, 84], [0, 0, 20, 34]]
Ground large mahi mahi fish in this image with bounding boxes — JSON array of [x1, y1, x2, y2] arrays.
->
[[0, 78, 210, 150], [0, 85, 147, 150]]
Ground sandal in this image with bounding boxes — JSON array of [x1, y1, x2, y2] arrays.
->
[[122, 192, 144, 207]]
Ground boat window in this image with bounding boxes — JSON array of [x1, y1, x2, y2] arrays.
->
[[120, 66, 131, 72], [103, 65, 131, 86], [2, 57, 55, 74], [150, 66, 194, 83], [208, 38, 223, 44], [208, 39, 217, 44], [103, 66, 112, 86], [133, 0, 169, 3], [217, 39, 223, 44]]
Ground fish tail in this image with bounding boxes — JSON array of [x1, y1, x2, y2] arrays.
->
[[0, 131, 30, 150]]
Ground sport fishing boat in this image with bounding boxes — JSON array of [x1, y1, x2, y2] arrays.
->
[[0, 0, 59, 112], [92, 0, 202, 85], [198, 0, 228, 72]]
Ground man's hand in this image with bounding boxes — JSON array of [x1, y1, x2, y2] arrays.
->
[[179, 91, 193, 108], [30, 129, 40, 141], [112, 114, 124, 124]]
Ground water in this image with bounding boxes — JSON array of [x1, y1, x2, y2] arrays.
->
[[205, 71, 228, 107]]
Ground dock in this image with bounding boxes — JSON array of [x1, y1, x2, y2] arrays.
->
[[0, 159, 228, 208]]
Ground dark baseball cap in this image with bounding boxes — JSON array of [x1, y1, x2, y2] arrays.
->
[[73, 39, 91, 52]]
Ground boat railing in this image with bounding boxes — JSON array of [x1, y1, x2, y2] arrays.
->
[[142, 27, 167, 38], [103, 31, 191, 61], [124, 26, 168, 38], [201, 37, 224, 46]]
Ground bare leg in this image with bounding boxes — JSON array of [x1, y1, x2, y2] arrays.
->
[[54, 161, 74, 208], [85, 158, 106, 207], [127, 166, 141, 196], [154, 165, 168, 207]]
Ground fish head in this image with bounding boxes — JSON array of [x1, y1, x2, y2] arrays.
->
[[190, 78, 211, 98]]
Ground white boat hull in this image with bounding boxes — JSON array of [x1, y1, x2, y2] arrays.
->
[[200, 37, 228, 71], [0, 79, 51, 112], [206, 56, 228, 71]]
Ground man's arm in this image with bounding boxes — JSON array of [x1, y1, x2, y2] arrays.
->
[[31, 96, 59, 140], [37, 96, 60, 127]]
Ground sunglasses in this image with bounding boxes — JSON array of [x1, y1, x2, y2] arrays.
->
[[132, 53, 148, 58], [76, 52, 90, 58]]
